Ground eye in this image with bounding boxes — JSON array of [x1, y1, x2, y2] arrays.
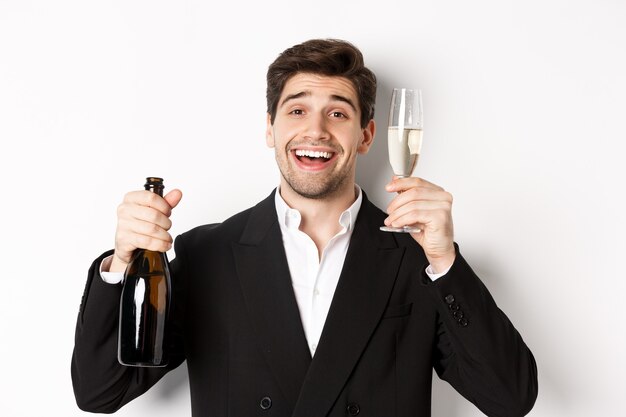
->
[[289, 109, 304, 116], [330, 111, 347, 119]]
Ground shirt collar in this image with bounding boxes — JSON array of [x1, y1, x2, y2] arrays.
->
[[274, 185, 363, 232]]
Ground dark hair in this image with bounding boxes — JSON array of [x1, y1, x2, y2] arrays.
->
[[266, 38, 377, 128]]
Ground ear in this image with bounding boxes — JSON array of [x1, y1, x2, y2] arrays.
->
[[265, 113, 275, 148], [357, 119, 376, 154]]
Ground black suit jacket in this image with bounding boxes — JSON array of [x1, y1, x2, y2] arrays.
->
[[72, 190, 537, 416]]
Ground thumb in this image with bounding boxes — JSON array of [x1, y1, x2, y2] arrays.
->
[[164, 189, 183, 209]]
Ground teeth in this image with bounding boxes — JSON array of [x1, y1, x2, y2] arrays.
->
[[295, 150, 333, 159]]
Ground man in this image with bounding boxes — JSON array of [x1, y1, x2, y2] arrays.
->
[[72, 38, 537, 416]]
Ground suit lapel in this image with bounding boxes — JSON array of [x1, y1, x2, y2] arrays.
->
[[292, 196, 405, 417], [232, 191, 312, 410]]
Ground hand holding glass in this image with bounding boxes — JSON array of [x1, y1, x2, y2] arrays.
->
[[380, 88, 423, 233]]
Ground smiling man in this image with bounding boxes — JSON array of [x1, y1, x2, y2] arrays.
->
[[268, 73, 373, 199], [72, 39, 538, 417]]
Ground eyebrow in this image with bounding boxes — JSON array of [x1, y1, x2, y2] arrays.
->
[[280, 91, 357, 112]]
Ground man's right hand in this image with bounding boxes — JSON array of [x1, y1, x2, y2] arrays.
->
[[109, 188, 183, 273]]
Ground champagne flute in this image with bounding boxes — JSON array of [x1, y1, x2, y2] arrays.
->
[[380, 88, 423, 233]]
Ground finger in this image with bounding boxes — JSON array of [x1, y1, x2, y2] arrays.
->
[[385, 200, 451, 229], [116, 228, 173, 253], [122, 218, 173, 243], [164, 189, 183, 209], [123, 190, 174, 216], [130, 233, 173, 253], [386, 187, 453, 214], [118, 203, 173, 231], [386, 177, 444, 193]]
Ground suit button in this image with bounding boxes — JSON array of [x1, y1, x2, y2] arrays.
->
[[260, 396, 272, 410], [347, 402, 360, 415], [453, 310, 464, 319], [458, 317, 469, 327], [448, 302, 460, 311], [444, 294, 455, 304]]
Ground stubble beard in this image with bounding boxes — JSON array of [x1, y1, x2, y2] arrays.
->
[[275, 148, 353, 200]]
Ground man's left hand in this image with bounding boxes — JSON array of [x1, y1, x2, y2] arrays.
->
[[384, 177, 456, 273]]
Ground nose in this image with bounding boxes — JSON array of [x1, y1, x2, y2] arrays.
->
[[303, 112, 330, 141]]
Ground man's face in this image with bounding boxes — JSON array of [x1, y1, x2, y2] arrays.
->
[[266, 73, 375, 200]]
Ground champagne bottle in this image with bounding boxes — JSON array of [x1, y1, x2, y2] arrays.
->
[[118, 177, 171, 367]]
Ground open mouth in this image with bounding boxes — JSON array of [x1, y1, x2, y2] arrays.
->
[[292, 149, 336, 171], [295, 149, 333, 160]]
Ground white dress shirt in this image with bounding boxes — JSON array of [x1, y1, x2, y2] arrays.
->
[[100, 186, 451, 356], [274, 187, 362, 356]]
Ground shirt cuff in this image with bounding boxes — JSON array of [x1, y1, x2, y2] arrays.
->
[[99, 254, 125, 284], [425, 263, 452, 281]]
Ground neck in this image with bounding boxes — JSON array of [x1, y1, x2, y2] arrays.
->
[[279, 179, 358, 258]]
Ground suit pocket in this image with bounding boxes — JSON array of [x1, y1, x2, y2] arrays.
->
[[382, 302, 413, 319]]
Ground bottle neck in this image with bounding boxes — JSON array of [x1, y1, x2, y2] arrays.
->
[[144, 177, 165, 197]]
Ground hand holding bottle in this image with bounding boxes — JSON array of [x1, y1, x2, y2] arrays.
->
[[117, 177, 177, 367], [110, 187, 183, 273]]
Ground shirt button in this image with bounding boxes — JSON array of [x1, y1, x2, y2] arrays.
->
[[311, 343, 317, 351], [314, 288, 320, 296]]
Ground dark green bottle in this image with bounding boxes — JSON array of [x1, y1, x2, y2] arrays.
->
[[118, 177, 171, 367]]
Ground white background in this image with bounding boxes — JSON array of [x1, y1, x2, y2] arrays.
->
[[1, 0, 625, 416]]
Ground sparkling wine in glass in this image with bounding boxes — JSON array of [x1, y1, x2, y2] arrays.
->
[[380, 88, 423, 233]]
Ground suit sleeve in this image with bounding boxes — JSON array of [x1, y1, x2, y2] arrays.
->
[[71, 239, 188, 413], [427, 245, 538, 417]]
